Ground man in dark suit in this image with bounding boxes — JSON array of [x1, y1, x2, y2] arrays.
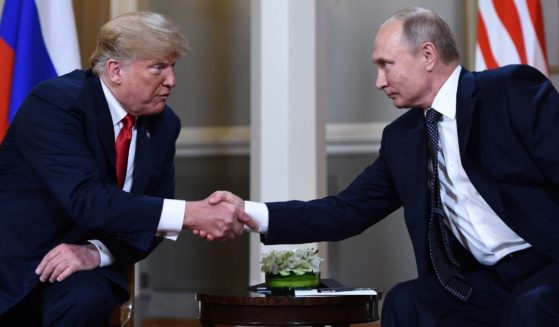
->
[[0, 11, 254, 326], [209, 7, 559, 327]]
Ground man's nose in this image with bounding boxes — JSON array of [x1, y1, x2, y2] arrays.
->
[[164, 68, 176, 88], [375, 69, 387, 89]]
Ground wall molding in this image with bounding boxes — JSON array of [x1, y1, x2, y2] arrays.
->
[[175, 122, 385, 157]]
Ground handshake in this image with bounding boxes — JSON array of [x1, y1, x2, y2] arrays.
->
[[182, 190, 257, 242]]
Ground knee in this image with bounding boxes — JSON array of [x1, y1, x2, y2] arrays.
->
[[508, 286, 558, 314], [381, 277, 450, 326], [499, 286, 559, 327], [385, 281, 420, 305], [42, 273, 121, 326], [69, 282, 115, 313], [382, 281, 420, 319]]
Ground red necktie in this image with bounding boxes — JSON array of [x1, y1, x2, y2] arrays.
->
[[115, 114, 135, 188]]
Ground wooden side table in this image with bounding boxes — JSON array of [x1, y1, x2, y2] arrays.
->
[[196, 287, 381, 327]]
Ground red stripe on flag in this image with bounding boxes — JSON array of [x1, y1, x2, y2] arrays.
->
[[493, 0, 528, 64], [526, 0, 548, 63], [477, 11, 499, 69], [0, 38, 14, 141]]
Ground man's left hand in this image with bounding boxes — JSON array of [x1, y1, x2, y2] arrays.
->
[[35, 243, 101, 283]]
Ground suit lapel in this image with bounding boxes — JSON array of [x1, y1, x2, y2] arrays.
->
[[86, 75, 117, 169], [455, 68, 477, 154], [131, 117, 153, 193], [96, 110, 115, 168], [403, 111, 428, 184], [456, 69, 507, 220], [76, 73, 117, 185], [403, 109, 430, 226]]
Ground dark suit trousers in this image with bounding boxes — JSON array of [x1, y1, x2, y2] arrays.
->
[[381, 247, 559, 327], [0, 270, 127, 327]]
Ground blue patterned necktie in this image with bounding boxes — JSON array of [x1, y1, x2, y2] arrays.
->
[[425, 108, 472, 302]]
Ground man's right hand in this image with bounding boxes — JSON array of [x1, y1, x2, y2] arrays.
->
[[183, 191, 257, 242], [207, 190, 258, 231]]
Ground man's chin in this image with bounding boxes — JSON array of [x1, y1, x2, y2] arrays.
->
[[391, 100, 407, 109], [151, 102, 167, 113], [390, 98, 414, 109], [137, 104, 166, 116]]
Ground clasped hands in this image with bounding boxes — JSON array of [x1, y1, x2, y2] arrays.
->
[[183, 190, 256, 242]]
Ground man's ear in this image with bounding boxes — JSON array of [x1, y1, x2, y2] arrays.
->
[[421, 42, 437, 72], [106, 59, 123, 85]]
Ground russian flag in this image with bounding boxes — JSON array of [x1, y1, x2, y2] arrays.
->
[[0, 0, 80, 141]]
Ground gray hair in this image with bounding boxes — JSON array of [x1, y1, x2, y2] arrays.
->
[[90, 11, 189, 75], [384, 7, 459, 64]]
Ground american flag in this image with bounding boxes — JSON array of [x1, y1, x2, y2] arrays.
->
[[475, 0, 548, 75]]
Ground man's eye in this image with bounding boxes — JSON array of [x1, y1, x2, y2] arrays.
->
[[149, 64, 165, 74], [375, 60, 389, 68]]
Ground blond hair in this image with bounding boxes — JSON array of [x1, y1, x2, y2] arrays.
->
[[90, 11, 189, 75]]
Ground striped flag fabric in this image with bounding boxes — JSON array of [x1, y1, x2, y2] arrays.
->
[[0, 0, 81, 141], [475, 0, 548, 75]]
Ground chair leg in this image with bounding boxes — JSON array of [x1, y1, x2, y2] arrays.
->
[[109, 265, 135, 327]]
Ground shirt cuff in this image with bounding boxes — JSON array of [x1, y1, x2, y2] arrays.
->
[[157, 198, 186, 241], [244, 201, 269, 234], [88, 240, 115, 267]]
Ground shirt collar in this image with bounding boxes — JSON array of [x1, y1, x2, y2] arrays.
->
[[430, 65, 462, 120], [100, 79, 129, 126]]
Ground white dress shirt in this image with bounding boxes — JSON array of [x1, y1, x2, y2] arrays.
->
[[431, 66, 530, 265], [245, 66, 531, 265], [90, 81, 184, 267]]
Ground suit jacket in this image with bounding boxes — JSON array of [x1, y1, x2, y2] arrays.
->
[[264, 65, 559, 279], [0, 70, 181, 314]]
